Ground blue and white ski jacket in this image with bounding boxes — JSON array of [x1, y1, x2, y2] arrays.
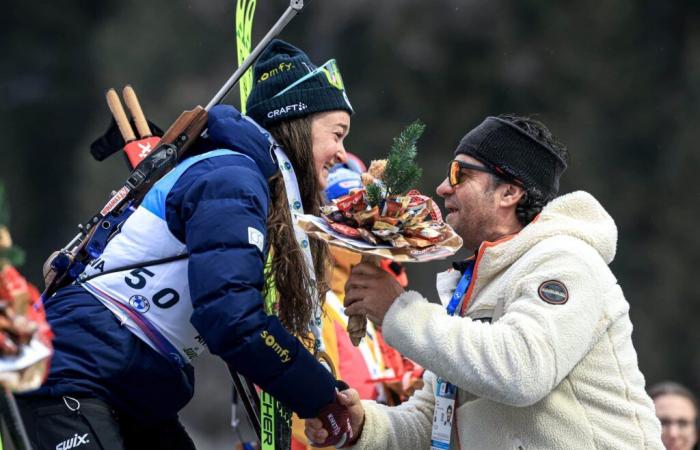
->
[[31, 105, 337, 421]]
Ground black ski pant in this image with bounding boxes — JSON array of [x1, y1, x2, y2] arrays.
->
[[14, 396, 196, 450]]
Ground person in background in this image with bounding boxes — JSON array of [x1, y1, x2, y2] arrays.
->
[[291, 157, 416, 450], [650, 381, 698, 450], [0, 182, 53, 450], [0, 182, 53, 387]]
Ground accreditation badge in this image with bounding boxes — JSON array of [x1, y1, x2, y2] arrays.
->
[[431, 377, 457, 450]]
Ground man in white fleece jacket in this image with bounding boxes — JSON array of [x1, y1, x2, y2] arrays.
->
[[306, 115, 663, 449]]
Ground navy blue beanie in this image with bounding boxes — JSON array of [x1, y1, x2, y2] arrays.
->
[[246, 40, 353, 128]]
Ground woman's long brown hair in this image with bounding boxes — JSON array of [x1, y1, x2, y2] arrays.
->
[[264, 116, 330, 342]]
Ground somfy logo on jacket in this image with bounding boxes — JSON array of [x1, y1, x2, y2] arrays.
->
[[260, 330, 291, 362], [55, 433, 90, 450]]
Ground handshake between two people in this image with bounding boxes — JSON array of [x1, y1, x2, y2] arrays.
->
[[306, 262, 405, 447], [307, 388, 365, 448]]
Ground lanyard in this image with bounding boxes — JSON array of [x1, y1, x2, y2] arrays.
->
[[271, 146, 324, 353], [262, 145, 322, 450], [445, 261, 474, 317], [431, 260, 474, 450]]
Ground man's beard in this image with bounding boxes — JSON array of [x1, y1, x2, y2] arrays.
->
[[451, 191, 501, 253], [452, 208, 488, 253]]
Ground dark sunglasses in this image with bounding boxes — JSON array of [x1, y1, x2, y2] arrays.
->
[[447, 160, 495, 187]]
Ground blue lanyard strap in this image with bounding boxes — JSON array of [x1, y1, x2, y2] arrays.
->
[[446, 261, 475, 317]]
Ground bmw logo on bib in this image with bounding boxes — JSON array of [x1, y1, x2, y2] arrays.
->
[[129, 294, 150, 313]]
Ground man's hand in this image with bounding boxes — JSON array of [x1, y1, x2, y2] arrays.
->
[[344, 262, 405, 326], [306, 389, 365, 447]]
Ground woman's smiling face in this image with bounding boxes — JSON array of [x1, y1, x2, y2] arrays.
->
[[310, 110, 350, 189]]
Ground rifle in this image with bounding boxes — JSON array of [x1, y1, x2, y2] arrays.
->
[[42, 0, 307, 299]]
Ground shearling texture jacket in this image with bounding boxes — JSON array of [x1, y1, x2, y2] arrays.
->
[[350, 191, 663, 449]]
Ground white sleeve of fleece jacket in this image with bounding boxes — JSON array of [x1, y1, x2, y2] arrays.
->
[[382, 241, 612, 407], [347, 371, 437, 450]]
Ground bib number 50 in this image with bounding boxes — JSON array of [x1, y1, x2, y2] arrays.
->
[[124, 268, 180, 309]]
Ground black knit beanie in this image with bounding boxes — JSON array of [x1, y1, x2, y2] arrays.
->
[[454, 116, 567, 199], [246, 40, 353, 128]]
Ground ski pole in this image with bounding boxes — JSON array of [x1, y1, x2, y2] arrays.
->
[[205, 0, 305, 111], [0, 387, 32, 450]]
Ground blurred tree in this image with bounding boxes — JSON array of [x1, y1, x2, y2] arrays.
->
[[0, 1, 119, 280]]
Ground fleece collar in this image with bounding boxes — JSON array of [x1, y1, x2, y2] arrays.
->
[[443, 191, 617, 315], [479, 191, 617, 273]]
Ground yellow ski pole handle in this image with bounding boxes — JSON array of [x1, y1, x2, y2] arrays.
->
[[105, 88, 136, 142]]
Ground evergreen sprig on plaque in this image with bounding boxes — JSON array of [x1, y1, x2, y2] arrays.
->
[[383, 120, 425, 196], [365, 120, 425, 209], [365, 183, 384, 208]]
